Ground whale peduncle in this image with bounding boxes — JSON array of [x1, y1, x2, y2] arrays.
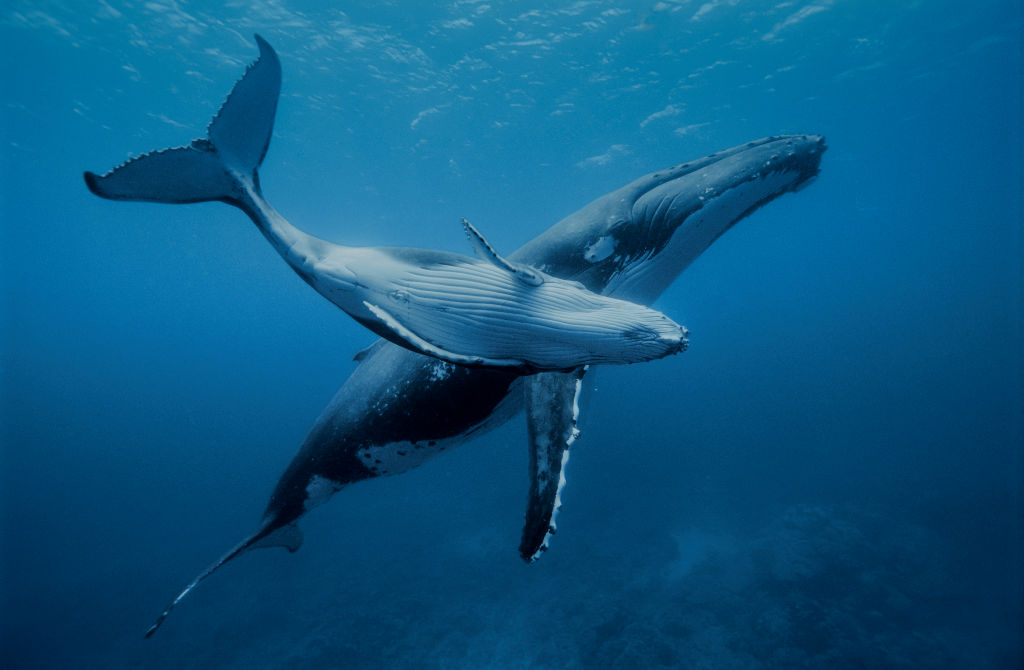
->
[[232, 174, 340, 286]]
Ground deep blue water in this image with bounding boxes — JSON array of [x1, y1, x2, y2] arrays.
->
[[1, 1, 1021, 668]]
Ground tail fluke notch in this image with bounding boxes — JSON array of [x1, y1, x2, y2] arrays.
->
[[84, 34, 280, 205]]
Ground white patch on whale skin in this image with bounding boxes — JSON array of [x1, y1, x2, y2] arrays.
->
[[360, 378, 527, 479], [583, 235, 617, 262], [428, 360, 453, 382], [606, 169, 799, 304], [569, 372, 584, 434], [358, 440, 446, 476], [304, 475, 343, 511]]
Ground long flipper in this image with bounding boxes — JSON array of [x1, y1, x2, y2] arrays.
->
[[462, 218, 544, 286], [361, 300, 531, 370], [84, 34, 280, 204], [520, 367, 586, 561]]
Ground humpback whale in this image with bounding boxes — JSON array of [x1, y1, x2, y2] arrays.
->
[[84, 36, 825, 635], [85, 37, 687, 373]]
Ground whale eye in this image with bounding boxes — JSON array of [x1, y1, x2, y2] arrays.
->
[[389, 289, 410, 303]]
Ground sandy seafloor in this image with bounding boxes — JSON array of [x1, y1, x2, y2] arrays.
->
[[1, 1, 1021, 668]]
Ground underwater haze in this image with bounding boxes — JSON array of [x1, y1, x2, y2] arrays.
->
[[1, 0, 1022, 668]]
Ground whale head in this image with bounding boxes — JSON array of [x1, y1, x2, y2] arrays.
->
[[512, 134, 826, 302]]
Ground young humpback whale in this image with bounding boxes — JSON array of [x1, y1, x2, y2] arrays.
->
[[84, 36, 686, 373], [85, 36, 826, 636]]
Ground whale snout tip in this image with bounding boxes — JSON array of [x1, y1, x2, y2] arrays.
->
[[663, 324, 690, 355], [807, 134, 827, 154], [622, 320, 689, 361], [673, 325, 690, 354]]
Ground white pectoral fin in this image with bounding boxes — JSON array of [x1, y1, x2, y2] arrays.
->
[[361, 301, 525, 369], [520, 367, 587, 562], [461, 218, 544, 286]]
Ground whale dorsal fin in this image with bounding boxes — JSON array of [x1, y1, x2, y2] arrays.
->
[[461, 218, 544, 286]]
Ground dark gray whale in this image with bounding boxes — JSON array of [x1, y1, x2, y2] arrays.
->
[[84, 36, 825, 636]]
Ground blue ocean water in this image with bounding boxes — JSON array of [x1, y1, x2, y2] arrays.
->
[[1, 0, 1021, 667]]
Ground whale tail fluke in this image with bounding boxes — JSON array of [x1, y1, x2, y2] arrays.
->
[[144, 517, 302, 639], [84, 34, 280, 205]]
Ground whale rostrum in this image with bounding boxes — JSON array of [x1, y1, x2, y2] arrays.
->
[[84, 35, 826, 636]]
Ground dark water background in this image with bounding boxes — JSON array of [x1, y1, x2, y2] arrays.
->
[[2, 1, 1021, 667]]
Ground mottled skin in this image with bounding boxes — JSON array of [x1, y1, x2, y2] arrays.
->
[[83, 35, 826, 636], [141, 133, 824, 637], [266, 134, 827, 534]]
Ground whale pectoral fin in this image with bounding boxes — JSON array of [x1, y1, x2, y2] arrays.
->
[[461, 218, 514, 270], [461, 218, 544, 286], [361, 301, 525, 369], [520, 366, 587, 562]]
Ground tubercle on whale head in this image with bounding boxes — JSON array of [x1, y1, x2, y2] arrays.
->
[[790, 135, 826, 191], [765, 133, 826, 184]]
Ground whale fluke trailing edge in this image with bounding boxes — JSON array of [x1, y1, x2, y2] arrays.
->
[[86, 36, 279, 205], [85, 35, 826, 637]]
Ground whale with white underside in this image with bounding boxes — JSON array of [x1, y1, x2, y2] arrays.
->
[[85, 36, 686, 373], [84, 36, 825, 635]]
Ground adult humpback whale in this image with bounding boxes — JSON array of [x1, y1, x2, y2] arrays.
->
[[85, 36, 825, 635], [85, 37, 687, 372]]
